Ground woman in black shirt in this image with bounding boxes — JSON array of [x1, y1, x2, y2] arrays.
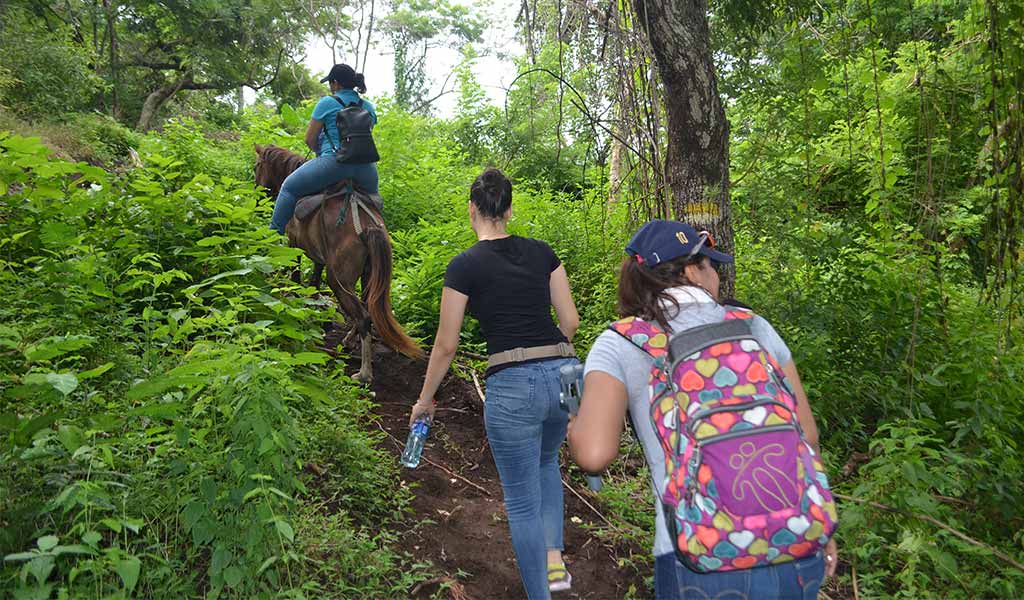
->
[[409, 168, 580, 599]]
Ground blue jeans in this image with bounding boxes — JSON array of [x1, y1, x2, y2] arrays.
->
[[654, 553, 825, 600], [484, 358, 576, 600], [269, 155, 379, 234]]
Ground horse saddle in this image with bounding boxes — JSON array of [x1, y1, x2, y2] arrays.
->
[[294, 181, 383, 222]]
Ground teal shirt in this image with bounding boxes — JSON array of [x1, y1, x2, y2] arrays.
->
[[312, 90, 378, 157]]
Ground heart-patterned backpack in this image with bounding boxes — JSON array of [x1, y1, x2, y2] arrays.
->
[[609, 309, 838, 572]]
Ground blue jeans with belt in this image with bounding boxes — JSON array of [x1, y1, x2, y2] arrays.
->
[[268, 155, 379, 234], [654, 552, 825, 599], [484, 357, 576, 600]]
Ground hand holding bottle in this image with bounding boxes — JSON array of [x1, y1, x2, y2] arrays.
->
[[408, 397, 436, 429]]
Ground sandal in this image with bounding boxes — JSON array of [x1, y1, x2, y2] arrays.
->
[[547, 562, 572, 592]]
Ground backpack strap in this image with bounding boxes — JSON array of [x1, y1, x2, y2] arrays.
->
[[609, 316, 672, 402], [322, 96, 347, 153], [608, 316, 669, 360], [724, 307, 754, 320], [332, 95, 363, 109]]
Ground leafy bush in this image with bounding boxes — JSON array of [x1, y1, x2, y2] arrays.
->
[[0, 8, 103, 117], [72, 113, 143, 163], [0, 133, 426, 598]]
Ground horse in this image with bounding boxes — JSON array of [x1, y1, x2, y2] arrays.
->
[[254, 144, 422, 381]]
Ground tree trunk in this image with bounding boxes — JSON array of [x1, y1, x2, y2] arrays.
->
[[137, 75, 187, 131], [103, 0, 120, 118], [631, 0, 735, 297], [361, 0, 376, 76]]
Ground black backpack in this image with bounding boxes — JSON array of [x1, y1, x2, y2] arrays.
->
[[329, 96, 380, 164]]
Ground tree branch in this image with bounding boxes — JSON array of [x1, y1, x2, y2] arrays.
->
[[504, 67, 649, 167], [124, 60, 183, 71], [409, 67, 458, 113], [245, 48, 286, 91]]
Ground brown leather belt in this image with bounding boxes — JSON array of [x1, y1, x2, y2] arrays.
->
[[487, 342, 576, 369]]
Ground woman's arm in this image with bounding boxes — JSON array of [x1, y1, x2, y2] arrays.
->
[[549, 265, 579, 341], [567, 371, 628, 472], [780, 360, 820, 453], [304, 119, 323, 155], [409, 287, 468, 426]]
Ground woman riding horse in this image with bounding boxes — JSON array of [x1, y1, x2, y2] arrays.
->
[[269, 63, 379, 234], [255, 143, 420, 382]]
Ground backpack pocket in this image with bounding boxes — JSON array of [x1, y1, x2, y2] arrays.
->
[[335, 133, 380, 164], [698, 425, 802, 516]]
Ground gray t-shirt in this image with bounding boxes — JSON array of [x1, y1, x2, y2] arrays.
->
[[583, 287, 793, 558]]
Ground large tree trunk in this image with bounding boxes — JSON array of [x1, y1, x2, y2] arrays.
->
[[137, 75, 188, 131], [632, 0, 735, 296]]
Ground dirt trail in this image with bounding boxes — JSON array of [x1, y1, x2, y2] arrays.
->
[[340, 337, 649, 600]]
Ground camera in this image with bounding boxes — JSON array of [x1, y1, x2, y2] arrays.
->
[[558, 363, 603, 492]]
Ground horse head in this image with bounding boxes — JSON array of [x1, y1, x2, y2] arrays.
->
[[253, 144, 275, 202], [254, 144, 305, 203]]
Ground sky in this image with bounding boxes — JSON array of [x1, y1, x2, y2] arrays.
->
[[300, 0, 522, 118]]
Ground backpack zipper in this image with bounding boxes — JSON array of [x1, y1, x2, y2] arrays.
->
[[687, 398, 793, 436], [668, 331, 754, 372], [695, 424, 797, 448]]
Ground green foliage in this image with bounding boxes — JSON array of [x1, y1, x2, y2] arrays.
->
[[138, 117, 251, 182], [0, 7, 104, 117], [391, 220, 474, 339], [372, 103, 477, 231], [0, 132, 425, 598], [723, 0, 1024, 593], [67, 113, 142, 164]]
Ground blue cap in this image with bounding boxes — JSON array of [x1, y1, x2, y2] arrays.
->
[[625, 220, 733, 266]]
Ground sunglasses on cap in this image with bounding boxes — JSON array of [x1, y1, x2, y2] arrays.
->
[[686, 230, 717, 260]]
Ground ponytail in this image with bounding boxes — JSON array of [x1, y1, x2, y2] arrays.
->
[[617, 255, 707, 332], [353, 73, 367, 94]]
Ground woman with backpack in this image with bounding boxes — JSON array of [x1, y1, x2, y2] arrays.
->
[[568, 220, 838, 599], [408, 168, 580, 599], [269, 63, 379, 234]]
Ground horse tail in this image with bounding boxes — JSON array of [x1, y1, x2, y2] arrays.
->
[[363, 225, 423, 359]]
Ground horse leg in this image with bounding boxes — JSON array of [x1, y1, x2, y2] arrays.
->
[[290, 255, 302, 284], [341, 325, 359, 347], [345, 259, 371, 345], [338, 298, 373, 383], [324, 260, 373, 383], [357, 330, 373, 383], [310, 262, 325, 289]]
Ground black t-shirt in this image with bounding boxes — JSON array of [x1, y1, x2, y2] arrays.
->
[[444, 236, 568, 374]]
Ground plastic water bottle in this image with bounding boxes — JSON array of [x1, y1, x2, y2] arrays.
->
[[400, 416, 431, 468]]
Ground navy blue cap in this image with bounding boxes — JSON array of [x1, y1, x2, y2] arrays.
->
[[625, 220, 733, 266], [320, 63, 356, 84]]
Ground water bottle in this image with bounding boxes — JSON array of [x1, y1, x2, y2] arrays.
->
[[400, 416, 431, 468]]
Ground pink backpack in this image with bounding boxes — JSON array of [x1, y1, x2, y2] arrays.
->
[[610, 309, 838, 572]]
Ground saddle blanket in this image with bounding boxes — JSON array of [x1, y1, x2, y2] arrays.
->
[[294, 183, 383, 221]]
